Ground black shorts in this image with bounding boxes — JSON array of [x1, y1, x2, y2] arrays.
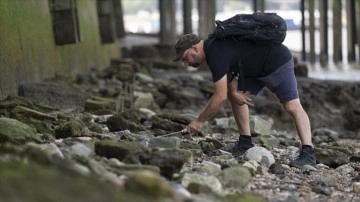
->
[[238, 59, 299, 103]]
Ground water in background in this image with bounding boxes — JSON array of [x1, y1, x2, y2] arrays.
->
[[122, 6, 360, 82], [285, 30, 360, 82]]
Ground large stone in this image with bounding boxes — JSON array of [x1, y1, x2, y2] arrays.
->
[[106, 108, 148, 132], [315, 145, 351, 168], [181, 172, 222, 193], [84, 97, 116, 113], [124, 170, 178, 200], [353, 182, 360, 193], [243, 160, 262, 174], [215, 117, 232, 129], [210, 154, 239, 168], [94, 140, 146, 161], [112, 164, 160, 176], [54, 121, 84, 139], [66, 143, 93, 158], [133, 91, 159, 110], [11, 105, 56, 122], [0, 95, 37, 112], [148, 137, 181, 149], [106, 115, 148, 132], [113, 108, 147, 123], [244, 146, 275, 168], [197, 161, 222, 175], [0, 160, 149, 202], [0, 117, 40, 144], [227, 115, 272, 136], [115, 63, 135, 81], [312, 128, 339, 144], [150, 115, 185, 132], [220, 193, 267, 202], [249, 115, 272, 136], [217, 166, 252, 189], [26, 118, 55, 135], [135, 72, 154, 83], [256, 134, 280, 149], [157, 112, 192, 125], [138, 149, 193, 179], [199, 138, 224, 155], [18, 81, 90, 110]]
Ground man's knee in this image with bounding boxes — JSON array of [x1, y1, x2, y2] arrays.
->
[[283, 99, 303, 114]]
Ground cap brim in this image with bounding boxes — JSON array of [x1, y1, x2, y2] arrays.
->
[[173, 51, 184, 62]]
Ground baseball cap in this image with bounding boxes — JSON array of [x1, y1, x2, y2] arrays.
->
[[173, 34, 200, 61]]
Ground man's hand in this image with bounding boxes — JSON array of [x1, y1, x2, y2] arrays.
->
[[186, 120, 203, 133], [233, 91, 254, 106]]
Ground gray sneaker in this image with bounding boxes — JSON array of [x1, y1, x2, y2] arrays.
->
[[289, 147, 316, 168]]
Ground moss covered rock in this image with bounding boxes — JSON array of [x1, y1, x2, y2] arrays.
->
[[84, 97, 116, 113], [0, 117, 40, 144], [94, 140, 146, 161], [106, 114, 147, 132], [124, 170, 179, 200], [0, 160, 149, 202], [220, 192, 267, 202], [54, 121, 84, 139]]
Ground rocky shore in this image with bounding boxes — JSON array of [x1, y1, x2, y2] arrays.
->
[[1, 48, 360, 202]]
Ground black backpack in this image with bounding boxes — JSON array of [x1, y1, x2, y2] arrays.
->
[[207, 12, 287, 92], [208, 12, 287, 45]]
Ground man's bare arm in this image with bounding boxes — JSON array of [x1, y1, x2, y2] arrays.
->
[[186, 75, 228, 133]]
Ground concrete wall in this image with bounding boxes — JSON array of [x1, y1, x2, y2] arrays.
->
[[0, 0, 120, 100]]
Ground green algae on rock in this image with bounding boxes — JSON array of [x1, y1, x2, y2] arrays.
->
[[0, 117, 41, 144]]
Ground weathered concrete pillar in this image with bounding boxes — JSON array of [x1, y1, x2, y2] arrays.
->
[[319, 0, 329, 66], [300, 0, 306, 61], [113, 0, 125, 38], [356, 0, 360, 63], [332, 0, 342, 63], [197, 0, 215, 39], [308, 0, 316, 63], [159, 0, 176, 45], [183, 0, 192, 34], [252, 0, 265, 12], [346, 0, 356, 62]]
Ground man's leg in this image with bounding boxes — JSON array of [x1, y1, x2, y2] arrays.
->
[[282, 99, 313, 146], [229, 96, 251, 136], [227, 76, 251, 135], [258, 58, 316, 167], [226, 77, 254, 156], [283, 98, 316, 167]]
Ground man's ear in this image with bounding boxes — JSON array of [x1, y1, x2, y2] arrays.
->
[[192, 45, 198, 52]]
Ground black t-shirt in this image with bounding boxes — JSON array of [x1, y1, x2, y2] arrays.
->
[[204, 38, 292, 82]]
